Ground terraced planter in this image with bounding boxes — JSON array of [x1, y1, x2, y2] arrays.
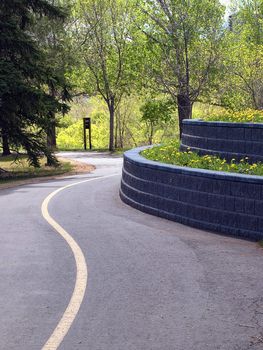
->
[[180, 119, 263, 163], [120, 146, 263, 241]]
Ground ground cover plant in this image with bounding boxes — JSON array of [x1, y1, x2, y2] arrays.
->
[[199, 109, 263, 123], [142, 141, 263, 176]]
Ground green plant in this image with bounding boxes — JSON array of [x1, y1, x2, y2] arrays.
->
[[140, 98, 176, 145], [142, 141, 263, 176], [198, 109, 263, 123]]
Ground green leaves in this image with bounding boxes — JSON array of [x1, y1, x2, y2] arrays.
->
[[217, 1, 263, 110], [0, 0, 70, 166], [141, 98, 175, 125], [142, 141, 263, 176]]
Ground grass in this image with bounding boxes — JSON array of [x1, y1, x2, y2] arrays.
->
[[141, 140, 263, 176], [0, 154, 73, 184], [258, 240, 263, 248]]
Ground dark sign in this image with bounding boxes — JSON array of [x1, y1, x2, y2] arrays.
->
[[84, 117, 91, 129], [83, 117, 92, 150]]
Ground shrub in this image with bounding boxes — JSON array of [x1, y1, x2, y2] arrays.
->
[[57, 116, 109, 150]]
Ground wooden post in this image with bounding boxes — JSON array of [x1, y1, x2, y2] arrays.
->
[[89, 122, 92, 150], [83, 118, 87, 150]]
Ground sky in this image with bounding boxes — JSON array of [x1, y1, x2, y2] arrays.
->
[[220, 0, 232, 19], [220, 0, 230, 5], [220, 0, 231, 12]]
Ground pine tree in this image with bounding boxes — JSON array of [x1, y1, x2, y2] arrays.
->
[[34, 0, 73, 154], [0, 0, 70, 166]]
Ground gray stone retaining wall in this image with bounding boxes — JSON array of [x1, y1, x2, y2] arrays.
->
[[120, 147, 263, 240], [181, 119, 263, 163]]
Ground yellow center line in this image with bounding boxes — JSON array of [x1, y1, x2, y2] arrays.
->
[[41, 174, 119, 350]]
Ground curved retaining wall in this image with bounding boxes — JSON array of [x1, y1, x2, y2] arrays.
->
[[181, 119, 263, 163], [120, 147, 263, 241]]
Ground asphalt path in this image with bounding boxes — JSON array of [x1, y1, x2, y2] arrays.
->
[[0, 151, 263, 350]]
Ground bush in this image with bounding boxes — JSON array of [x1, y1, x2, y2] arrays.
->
[[57, 116, 110, 150], [57, 120, 84, 149]]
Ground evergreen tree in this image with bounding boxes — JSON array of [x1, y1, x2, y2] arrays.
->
[[34, 0, 73, 153], [0, 0, 70, 166]]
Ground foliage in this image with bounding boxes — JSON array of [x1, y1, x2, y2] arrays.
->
[[4, 0, 263, 157], [33, 0, 74, 150], [140, 98, 176, 144], [137, 0, 224, 134], [218, 38, 263, 110], [192, 102, 227, 119], [57, 118, 110, 150], [57, 95, 179, 150], [142, 141, 263, 176], [141, 98, 175, 125], [73, 0, 142, 150], [57, 97, 110, 149], [0, 0, 70, 166], [56, 0, 263, 149], [57, 120, 83, 149], [197, 109, 263, 123], [217, 1, 263, 110]]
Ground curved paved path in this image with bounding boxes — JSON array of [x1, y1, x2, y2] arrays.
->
[[0, 151, 263, 349]]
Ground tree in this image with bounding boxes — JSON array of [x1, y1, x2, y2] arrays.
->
[[138, 0, 224, 136], [34, 0, 73, 153], [218, 0, 263, 110], [140, 98, 175, 144], [75, 0, 140, 151], [0, 0, 69, 166]]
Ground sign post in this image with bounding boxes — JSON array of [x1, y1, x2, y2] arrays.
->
[[83, 117, 92, 150]]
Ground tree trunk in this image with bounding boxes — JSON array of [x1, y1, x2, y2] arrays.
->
[[109, 99, 115, 152], [119, 118, 124, 149], [1, 127, 11, 156], [46, 114, 57, 166], [177, 94, 192, 138], [114, 111, 118, 149], [47, 115, 57, 151], [47, 85, 57, 153], [149, 122, 154, 145]]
